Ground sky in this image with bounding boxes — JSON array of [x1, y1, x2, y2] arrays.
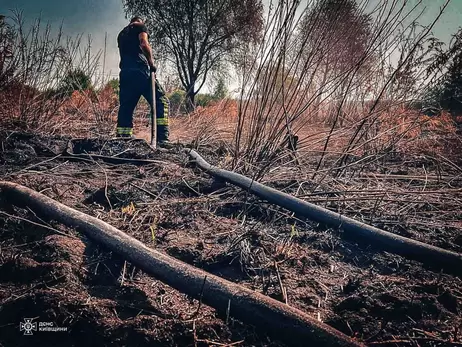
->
[[1, 0, 462, 89], [0, 0, 128, 80]]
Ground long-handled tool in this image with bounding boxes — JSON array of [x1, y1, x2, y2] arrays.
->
[[150, 71, 157, 148]]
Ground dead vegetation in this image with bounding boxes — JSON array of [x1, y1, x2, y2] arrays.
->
[[1, 0, 462, 346], [0, 130, 461, 346]]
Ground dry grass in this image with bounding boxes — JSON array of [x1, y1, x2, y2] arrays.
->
[[1, 3, 461, 346], [1, 132, 461, 346]]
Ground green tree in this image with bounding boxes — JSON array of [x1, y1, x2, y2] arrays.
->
[[57, 69, 93, 97], [106, 78, 120, 95], [423, 27, 462, 120], [122, 0, 264, 109], [168, 89, 187, 114], [297, 0, 372, 118], [441, 52, 462, 116], [419, 84, 444, 116], [213, 77, 228, 100], [0, 14, 16, 90], [195, 93, 215, 107], [299, 0, 372, 73]]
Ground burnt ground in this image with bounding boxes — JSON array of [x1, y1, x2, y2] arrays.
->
[[0, 132, 461, 347]]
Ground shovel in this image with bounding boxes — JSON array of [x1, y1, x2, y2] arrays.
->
[[150, 71, 157, 149]]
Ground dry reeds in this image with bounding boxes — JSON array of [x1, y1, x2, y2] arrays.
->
[[230, 0, 453, 181]]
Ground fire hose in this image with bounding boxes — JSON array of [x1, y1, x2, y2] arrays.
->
[[187, 149, 462, 275]]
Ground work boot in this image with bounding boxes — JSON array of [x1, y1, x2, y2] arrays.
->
[[157, 139, 173, 149], [116, 133, 136, 140]]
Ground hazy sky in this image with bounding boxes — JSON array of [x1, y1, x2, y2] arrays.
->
[[1, 0, 461, 85]]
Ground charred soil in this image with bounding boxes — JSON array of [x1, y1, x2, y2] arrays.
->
[[0, 132, 461, 347]]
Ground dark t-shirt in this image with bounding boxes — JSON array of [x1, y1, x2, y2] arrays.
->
[[117, 22, 149, 72]]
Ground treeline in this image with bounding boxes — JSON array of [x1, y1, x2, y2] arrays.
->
[[421, 28, 462, 119]]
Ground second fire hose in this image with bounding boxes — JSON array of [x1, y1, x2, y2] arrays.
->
[[187, 149, 462, 275]]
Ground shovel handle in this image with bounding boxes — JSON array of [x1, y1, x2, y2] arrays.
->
[[150, 71, 157, 148]]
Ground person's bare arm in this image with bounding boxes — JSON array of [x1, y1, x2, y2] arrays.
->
[[139, 32, 155, 70]]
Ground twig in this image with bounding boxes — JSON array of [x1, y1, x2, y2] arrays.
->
[[26, 206, 56, 230], [193, 320, 198, 347], [359, 173, 456, 181], [120, 261, 127, 286], [113, 148, 133, 157], [314, 279, 330, 301], [91, 157, 113, 210], [274, 261, 288, 305], [0, 210, 77, 239], [185, 275, 208, 320], [5, 155, 62, 177], [182, 177, 201, 196], [62, 153, 167, 166], [422, 164, 428, 192], [434, 153, 462, 174], [86, 296, 171, 318], [368, 337, 457, 345], [129, 182, 158, 199], [195, 338, 244, 347], [226, 299, 231, 325]]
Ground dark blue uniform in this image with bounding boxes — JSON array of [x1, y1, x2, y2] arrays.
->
[[116, 22, 169, 140]]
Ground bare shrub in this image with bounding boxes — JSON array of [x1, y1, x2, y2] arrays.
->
[[231, 0, 452, 181], [169, 99, 238, 149], [0, 10, 102, 133]]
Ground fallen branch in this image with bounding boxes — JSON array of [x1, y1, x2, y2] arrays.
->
[[368, 337, 457, 345], [274, 261, 288, 304], [5, 155, 62, 177], [357, 173, 458, 181], [0, 210, 77, 239], [129, 183, 159, 200], [62, 153, 167, 166], [187, 149, 462, 275], [0, 181, 361, 347]]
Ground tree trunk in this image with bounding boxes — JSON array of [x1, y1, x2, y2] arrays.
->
[[315, 67, 329, 123], [186, 89, 195, 111]]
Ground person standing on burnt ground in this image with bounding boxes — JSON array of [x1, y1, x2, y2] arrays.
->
[[116, 16, 169, 143]]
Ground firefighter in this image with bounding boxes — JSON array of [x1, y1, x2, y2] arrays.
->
[[116, 16, 169, 143]]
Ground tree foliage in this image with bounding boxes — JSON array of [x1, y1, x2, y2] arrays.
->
[[296, 0, 372, 100], [300, 0, 371, 67], [122, 0, 264, 108], [168, 89, 187, 114], [423, 28, 462, 119], [0, 14, 17, 90], [58, 69, 93, 97], [212, 76, 228, 100], [195, 93, 216, 107], [106, 78, 120, 95], [441, 44, 462, 116]]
